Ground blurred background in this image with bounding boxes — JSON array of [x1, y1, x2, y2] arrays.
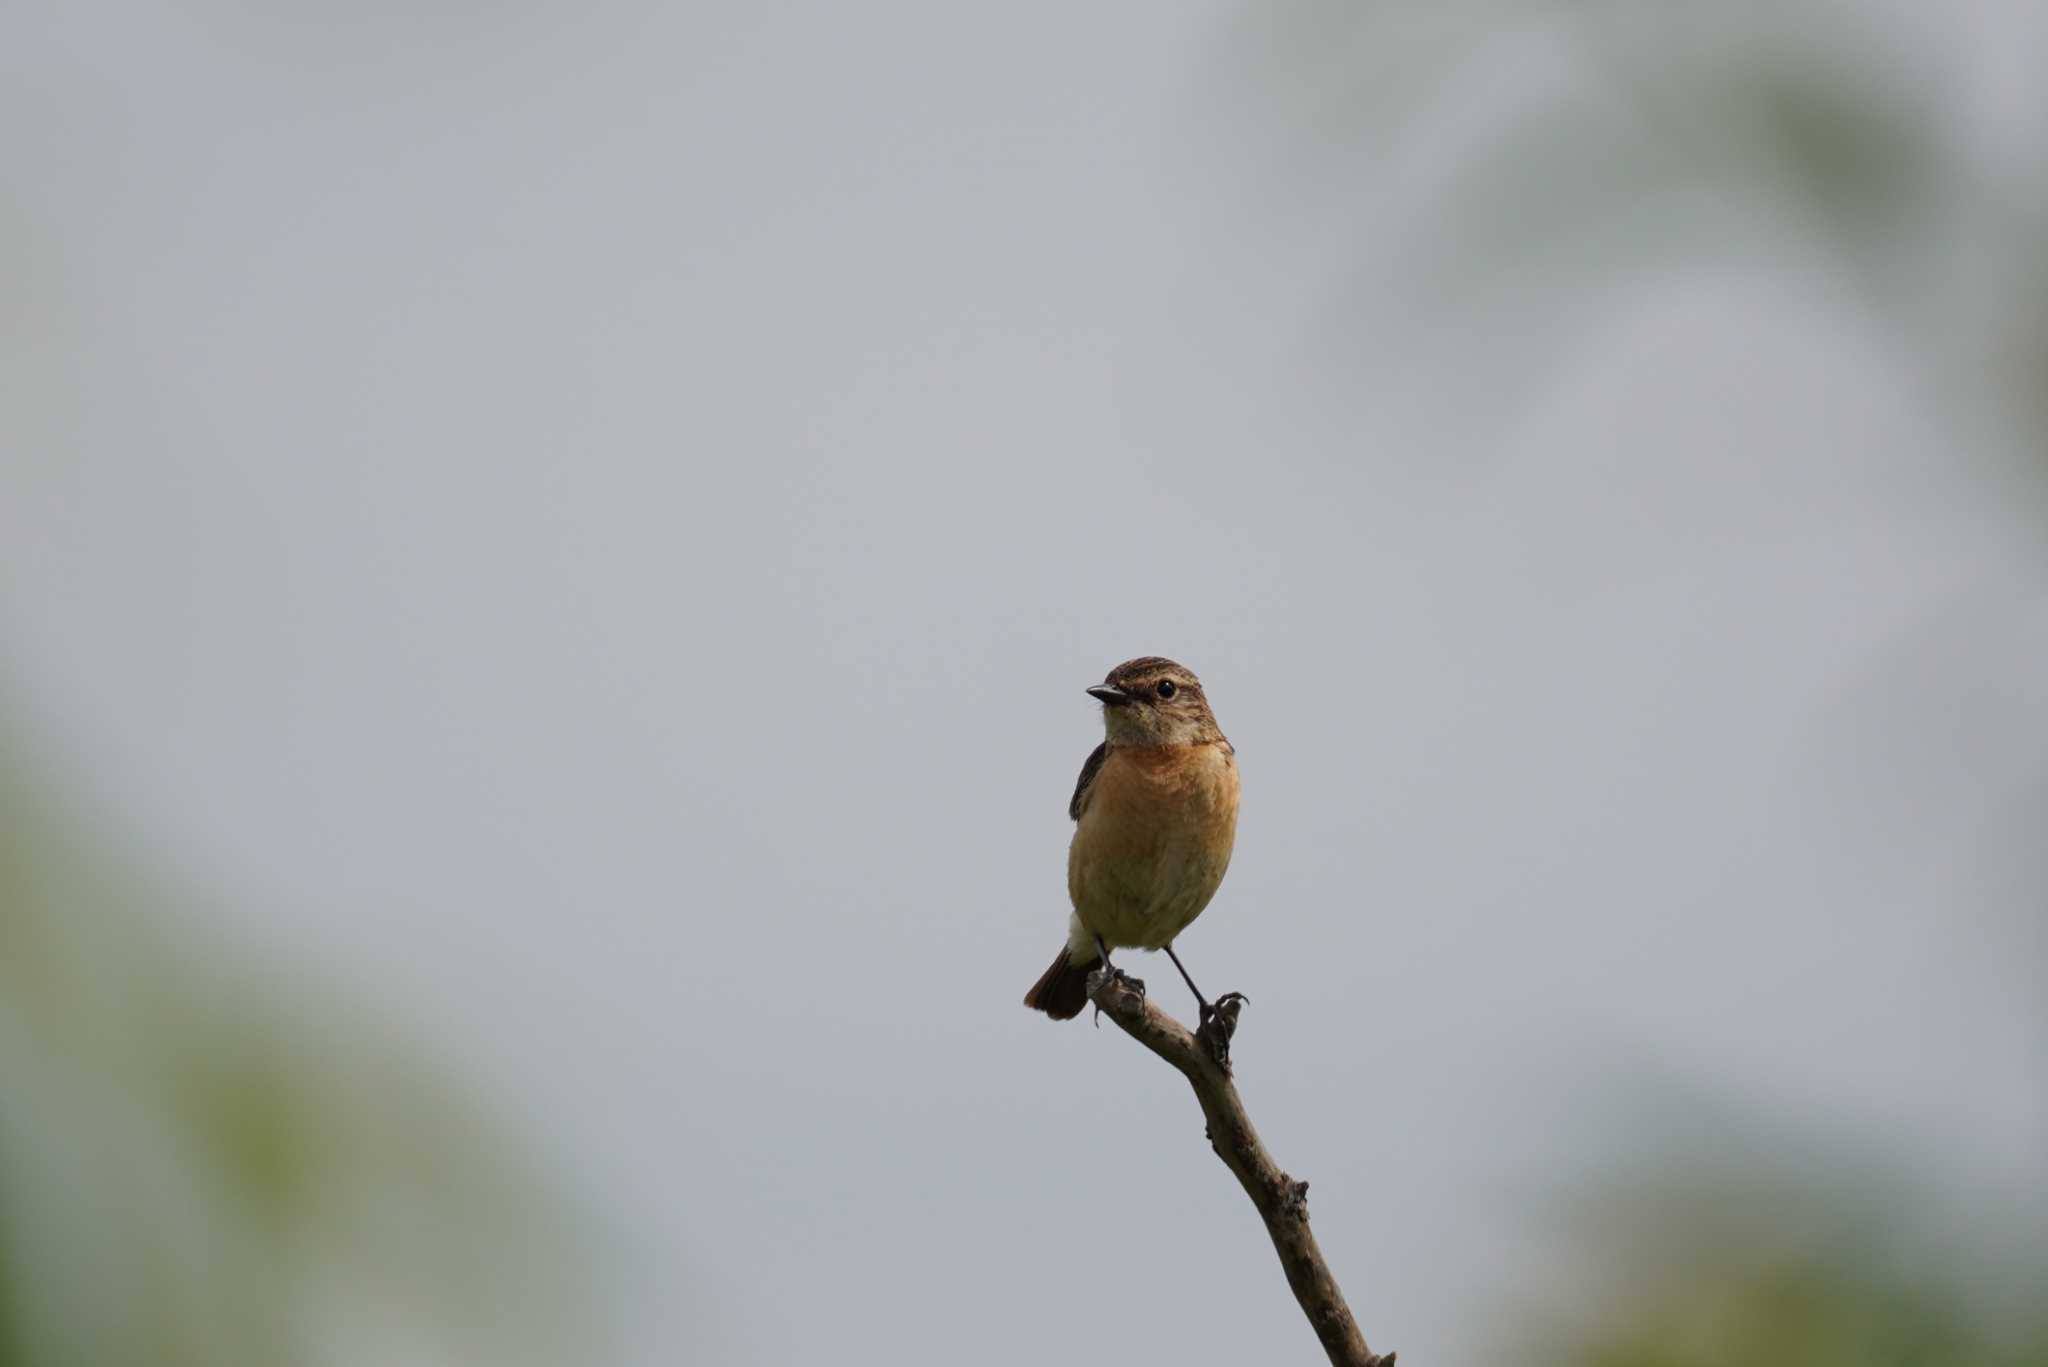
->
[[3, 1, 2044, 1363]]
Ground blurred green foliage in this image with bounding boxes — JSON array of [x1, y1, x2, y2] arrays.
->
[[1498, 1098, 2048, 1367], [0, 717, 595, 1367], [1557, 1262, 2048, 1367], [1532, 1176, 2048, 1367]]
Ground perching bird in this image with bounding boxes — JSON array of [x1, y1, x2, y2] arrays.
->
[[1024, 656, 1242, 1022]]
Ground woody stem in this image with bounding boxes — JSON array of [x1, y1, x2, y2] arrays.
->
[[1083, 973, 1393, 1367]]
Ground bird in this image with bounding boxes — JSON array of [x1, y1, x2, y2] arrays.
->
[[1024, 656, 1243, 1023]]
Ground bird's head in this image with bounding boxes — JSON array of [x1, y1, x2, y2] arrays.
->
[[1087, 656, 1223, 747]]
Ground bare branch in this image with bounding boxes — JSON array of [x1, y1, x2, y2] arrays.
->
[[1087, 972, 1393, 1367]]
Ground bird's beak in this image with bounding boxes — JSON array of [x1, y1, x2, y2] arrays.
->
[[1086, 684, 1130, 706]]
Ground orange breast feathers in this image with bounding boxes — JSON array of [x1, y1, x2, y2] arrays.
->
[[1067, 741, 1240, 952]]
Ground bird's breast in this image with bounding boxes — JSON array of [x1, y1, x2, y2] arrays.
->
[[1068, 742, 1239, 948]]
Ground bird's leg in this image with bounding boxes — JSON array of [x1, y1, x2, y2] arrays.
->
[[1166, 942, 1249, 1067], [1162, 943, 1211, 1016]]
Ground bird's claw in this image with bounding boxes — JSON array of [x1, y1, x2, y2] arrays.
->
[[1086, 966, 1145, 1026], [1198, 991, 1248, 1028], [1196, 991, 1248, 1069]]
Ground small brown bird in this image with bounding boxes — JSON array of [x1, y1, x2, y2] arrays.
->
[[1024, 656, 1243, 1022]]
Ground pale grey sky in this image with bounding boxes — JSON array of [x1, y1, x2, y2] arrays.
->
[[4, 2, 2045, 1363]]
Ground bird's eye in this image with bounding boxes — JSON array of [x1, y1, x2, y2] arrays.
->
[[1155, 680, 1177, 699]]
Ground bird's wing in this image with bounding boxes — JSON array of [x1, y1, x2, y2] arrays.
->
[[1068, 742, 1108, 822]]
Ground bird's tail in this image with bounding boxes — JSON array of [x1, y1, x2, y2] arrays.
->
[[1023, 946, 1100, 1020]]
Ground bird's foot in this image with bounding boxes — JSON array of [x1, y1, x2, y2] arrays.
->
[[1087, 964, 1144, 996], [1086, 965, 1145, 1026], [1196, 991, 1248, 1069]]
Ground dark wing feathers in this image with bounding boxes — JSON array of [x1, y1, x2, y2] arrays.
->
[[1068, 742, 1108, 821]]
